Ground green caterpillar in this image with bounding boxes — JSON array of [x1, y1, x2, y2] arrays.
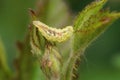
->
[[33, 21, 73, 42]]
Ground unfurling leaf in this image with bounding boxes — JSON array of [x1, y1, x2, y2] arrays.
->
[[73, 0, 120, 53], [74, 0, 107, 30]]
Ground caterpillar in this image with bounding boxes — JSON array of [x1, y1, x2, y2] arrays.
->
[[33, 21, 73, 42]]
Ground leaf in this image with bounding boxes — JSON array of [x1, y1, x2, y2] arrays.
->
[[69, 1, 120, 79], [73, 9, 120, 53], [74, 0, 107, 30]]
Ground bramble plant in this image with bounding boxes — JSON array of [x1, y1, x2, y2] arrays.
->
[[0, 0, 120, 80]]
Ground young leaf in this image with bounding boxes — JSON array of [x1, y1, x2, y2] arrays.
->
[[74, 10, 120, 53], [74, 0, 107, 30]]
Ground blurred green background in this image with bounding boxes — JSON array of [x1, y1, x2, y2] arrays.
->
[[0, 0, 120, 80]]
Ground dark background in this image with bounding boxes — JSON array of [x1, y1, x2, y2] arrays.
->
[[0, 0, 120, 80]]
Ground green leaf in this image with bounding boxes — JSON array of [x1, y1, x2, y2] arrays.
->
[[74, 0, 107, 30], [74, 10, 120, 53], [71, 1, 120, 79]]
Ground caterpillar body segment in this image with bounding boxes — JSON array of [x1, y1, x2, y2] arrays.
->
[[33, 21, 73, 42]]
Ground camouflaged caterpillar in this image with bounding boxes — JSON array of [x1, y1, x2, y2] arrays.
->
[[33, 21, 73, 42]]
